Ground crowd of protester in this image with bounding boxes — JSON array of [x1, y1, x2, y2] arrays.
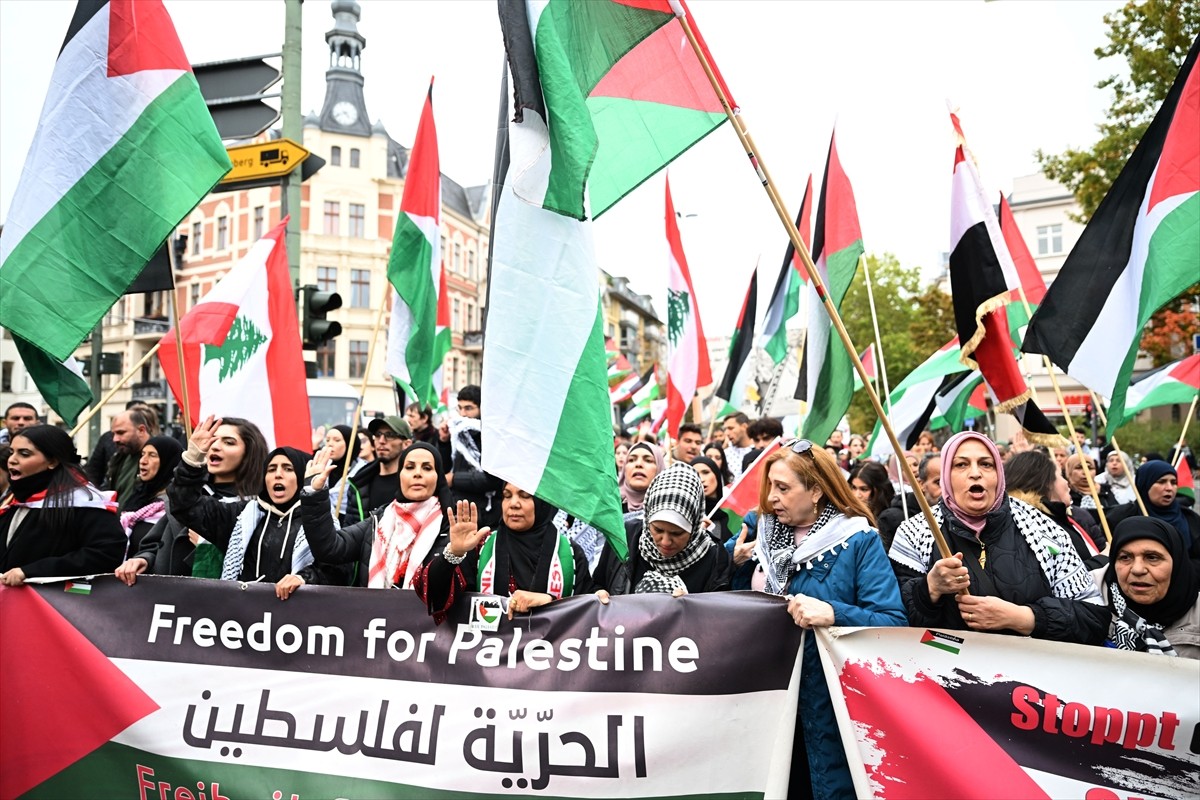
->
[[2, 396, 1198, 799]]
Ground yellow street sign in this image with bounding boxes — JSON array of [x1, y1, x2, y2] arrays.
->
[[220, 138, 310, 184]]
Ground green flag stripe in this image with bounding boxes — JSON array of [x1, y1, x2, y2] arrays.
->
[[388, 214, 439, 406], [0, 75, 229, 360]]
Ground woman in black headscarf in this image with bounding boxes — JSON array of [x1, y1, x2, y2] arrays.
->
[[691, 455, 733, 544], [118, 435, 183, 555], [1108, 461, 1200, 571], [1, 425, 124, 585], [1094, 517, 1199, 659], [414, 482, 595, 623], [302, 440, 451, 590]]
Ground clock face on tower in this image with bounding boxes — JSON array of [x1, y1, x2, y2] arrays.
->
[[332, 101, 358, 126]]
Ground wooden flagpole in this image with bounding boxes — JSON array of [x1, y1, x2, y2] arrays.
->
[[671, 6, 954, 563], [165, 239, 193, 440], [1171, 394, 1199, 468], [1089, 390, 1150, 516], [859, 255, 906, 516], [69, 344, 162, 438], [333, 283, 392, 515]]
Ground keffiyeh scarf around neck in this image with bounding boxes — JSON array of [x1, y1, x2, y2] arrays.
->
[[220, 499, 312, 582], [368, 496, 443, 589], [1108, 585, 1178, 656], [634, 522, 712, 594], [755, 504, 869, 595]]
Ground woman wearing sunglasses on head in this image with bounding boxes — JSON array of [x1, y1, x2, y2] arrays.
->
[[754, 438, 905, 800]]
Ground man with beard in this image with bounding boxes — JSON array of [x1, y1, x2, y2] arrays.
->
[[107, 408, 153, 510]]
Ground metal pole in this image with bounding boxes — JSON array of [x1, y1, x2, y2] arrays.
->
[[282, 0, 303, 289], [88, 320, 104, 449]]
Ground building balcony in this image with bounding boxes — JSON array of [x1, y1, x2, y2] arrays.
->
[[131, 381, 167, 402], [132, 317, 170, 339], [460, 330, 484, 352]]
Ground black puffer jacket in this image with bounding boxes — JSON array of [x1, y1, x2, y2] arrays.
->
[[891, 498, 1108, 645], [594, 518, 732, 596]]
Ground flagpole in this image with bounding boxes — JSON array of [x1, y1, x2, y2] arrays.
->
[[69, 344, 162, 438], [165, 238, 194, 440], [1171, 394, 1199, 468], [334, 285, 392, 515], [859, 255, 907, 516], [1088, 390, 1151, 517], [671, 6, 954, 563]]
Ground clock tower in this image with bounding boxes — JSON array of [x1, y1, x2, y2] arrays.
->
[[317, 0, 371, 136]]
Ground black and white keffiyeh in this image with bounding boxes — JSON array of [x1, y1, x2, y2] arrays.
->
[[1108, 585, 1178, 656], [753, 505, 871, 595], [634, 464, 711, 594]]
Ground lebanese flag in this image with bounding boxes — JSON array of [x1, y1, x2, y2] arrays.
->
[[158, 218, 311, 450], [997, 193, 1047, 304], [762, 175, 814, 364], [1125, 354, 1200, 415], [948, 113, 1058, 445], [663, 176, 712, 438], [1024, 40, 1199, 430], [386, 81, 449, 408]]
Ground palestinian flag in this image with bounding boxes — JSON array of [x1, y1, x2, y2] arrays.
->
[[482, 67, 626, 560], [948, 113, 1059, 445], [158, 219, 311, 450], [1124, 354, 1200, 415], [712, 438, 782, 532], [663, 176, 712, 438], [613, 365, 652, 406], [624, 368, 664, 427], [11, 340, 91, 426], [762, 175, 814, 364], [867, 337, 968, 460], [997, 193, 1047, 304], [1177, 458, 1195, 501], [851, 344, 877, 392], [386, 81, 451, 409], [497, 0, 733, 220], [1024, 39, 1200, 430], [797, 132, 865, 445], [931, 371, 988, 431], [715, 267, 758, 409], [0, 0, 230, 363]]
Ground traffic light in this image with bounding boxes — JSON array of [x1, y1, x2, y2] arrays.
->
[[301, 284, 342, 350]]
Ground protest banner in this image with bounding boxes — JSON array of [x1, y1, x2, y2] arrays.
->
[[2, 579, 802, 799], [815, 626, 1200, 800]]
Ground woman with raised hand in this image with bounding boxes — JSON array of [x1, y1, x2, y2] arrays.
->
[[167, 416, 319, 599], [300, 440, 451, 590], [413, 482, 595, 623], [595, 462, 731, 598], [889, 431, 1108, 645], [1, 425, 124, 586], [1094, 517, 1199, 659], [117, 417, 266, 583], [752, 438, 905, 800]]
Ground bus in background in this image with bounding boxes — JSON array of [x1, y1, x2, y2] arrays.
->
[[307, 379, 387, 430]]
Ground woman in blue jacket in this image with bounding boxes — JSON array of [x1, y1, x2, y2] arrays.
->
[[754, 439, 906, 800]]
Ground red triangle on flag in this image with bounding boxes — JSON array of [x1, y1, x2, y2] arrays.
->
[[0, 586, 159, 799]]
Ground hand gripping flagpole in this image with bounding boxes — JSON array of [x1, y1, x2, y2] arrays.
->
[[669, 2, 954, 564], [1171, 394, 1199, 469]]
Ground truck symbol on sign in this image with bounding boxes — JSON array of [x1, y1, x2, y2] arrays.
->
[[259, 148, 289, 167]]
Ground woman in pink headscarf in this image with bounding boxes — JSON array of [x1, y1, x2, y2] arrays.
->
[[888, 431, 1108, 645]]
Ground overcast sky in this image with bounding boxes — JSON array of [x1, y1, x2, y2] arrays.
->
[[0, 0, 1123, 339]]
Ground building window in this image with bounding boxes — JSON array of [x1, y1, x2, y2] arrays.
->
[[450, 356, 459, 388], [317, 266, 337, 293], [253, 206, 265, 240], [351, 269, 370, 308], [440, 235, 447, 266], [350, 148, 360, 168], [453, 242, 462, 272], [315, 342, 336, 378], [452, 298, 461, 332], [1036, 224, 1063, 256], [467, 250, 476, 280], [190, 283, 201, 308], [2, 361, 12, 392], [349, 340, 368, 378], [323, 201, 340, 236], [217, 217, 228, 250], [331, 146, 341, 166], [191, 222, 201, 255], [349, 203, 365, 238]]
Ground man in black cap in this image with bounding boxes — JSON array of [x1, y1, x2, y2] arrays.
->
[[347, 415, 411, 523]]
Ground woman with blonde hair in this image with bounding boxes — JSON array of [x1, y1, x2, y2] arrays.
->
[[753, 439, 905, 799]]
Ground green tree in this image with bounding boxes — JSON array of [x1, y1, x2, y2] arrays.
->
[[1035, 0, 1198, 220], [839, 254, 957, 436]]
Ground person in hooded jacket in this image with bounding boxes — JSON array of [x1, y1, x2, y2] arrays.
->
[[116, 435, 183, 556], [889, 431, 1108, 645], [1, 425, 125, 585], [167, 416, 320, 599], [300, 441, 451, 590], [413, 482, 595, 624]]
